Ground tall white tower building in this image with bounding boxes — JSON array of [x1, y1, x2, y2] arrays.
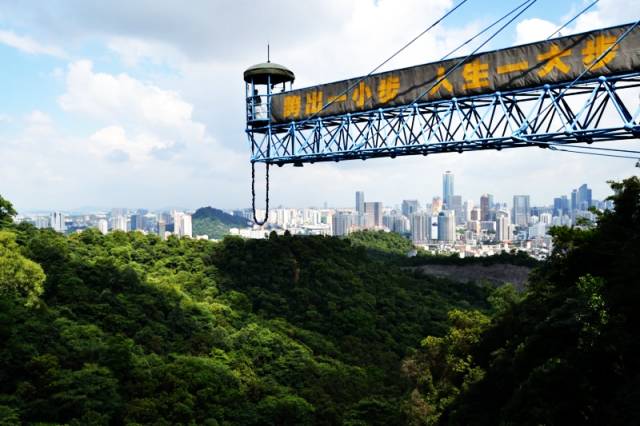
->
[[97, 219, 108, 235], [50, 212, 66, 233], [173, 212, 193, 238]]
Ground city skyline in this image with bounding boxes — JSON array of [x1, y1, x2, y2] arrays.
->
[[14, 173, 612, 215], [17, 171, 604, 261]]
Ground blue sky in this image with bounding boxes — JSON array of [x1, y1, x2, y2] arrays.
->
[[0, 0, 638, 212]]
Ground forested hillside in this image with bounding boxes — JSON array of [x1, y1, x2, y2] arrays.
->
[[192, 207, 250, 239], [1, 176, 637, 425], [404, 176, 640, 425], [0, 199, 489, 425]]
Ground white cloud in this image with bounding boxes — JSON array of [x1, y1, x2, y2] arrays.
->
[[106, 36, 182, 68], [1, 0, 639, 211], [515, 18, 559, 44], [516, 0, 639, 44], [0, 29, 66, 57], [57, 60, 210, 164], [26, 110, 53, 126], [89, 125, 158, 163], [59, 60, 199, 130]]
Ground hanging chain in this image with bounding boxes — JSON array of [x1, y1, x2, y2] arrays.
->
[[251, 161, 269, 226]]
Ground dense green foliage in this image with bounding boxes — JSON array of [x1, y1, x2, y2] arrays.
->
[[0, 195, 17, 228], [0, 214, 489, 424], [192, 207, 250, 239], [347, 230, 414, 257], [5, 175, 635, 425], [0, 231, 45, 306], [406, 176, 640, 425]]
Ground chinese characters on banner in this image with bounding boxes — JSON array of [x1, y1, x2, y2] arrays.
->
[[270, 24, 639, 123]]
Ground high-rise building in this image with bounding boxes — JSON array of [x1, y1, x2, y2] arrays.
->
[[577, 184, 592, 210], [451, 195, 463, 225], [480, 194, 491, 221], [393, 215, 409, 234], [487, 194, 494, 209], [528, 222, 547, 239], [157, 220, 166, 240], [355, 191, 365, 215], [553, 195, 570, 216], [470, 207, 481, 221], [410, 212, 428, 243], [97, 219, 108, 235], [111, 214, 127, 232], [437, 210, 456, 242], [463, 200, 474, 223], [571, 189, 578, 211], [143, 213, 158, 232], [512, 195, 531, 227], [34, 216, 49, 229], [496, 212, 511, 242], [443, 171, 454, 208], [467, 220, 481, 235], [431, 197, 443, 215], [173, 212, 193, 238], [401, 199, 420, 217], [539, 212, 553, 225], [356, 212, 370, 229], [364, 202, 383, 228], [333, 212, 356, 236], [181, 214, 192, 238], [50, 212, 66, 233], [130, 214, 143, 231]]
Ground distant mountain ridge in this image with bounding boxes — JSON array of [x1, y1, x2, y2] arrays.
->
[[192, 206, 250, 239]]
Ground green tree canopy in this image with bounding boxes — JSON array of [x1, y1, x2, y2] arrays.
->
[[405, 176, 640, 425], [0, 195, 17, 228], [0, 231, 45, 305]]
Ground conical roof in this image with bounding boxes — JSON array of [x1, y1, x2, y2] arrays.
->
[[244, 62, 295, 85]]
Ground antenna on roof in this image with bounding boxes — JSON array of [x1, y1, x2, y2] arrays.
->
[[267, 43, 270, 63]]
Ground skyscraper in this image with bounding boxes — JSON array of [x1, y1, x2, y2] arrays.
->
[[355, 191, 365, 215], [97, 219, 108, 235], [157, 219, 166, 240], [401, 199, 420, 217], [112, 214, 127, 232], [496, 211, 511, 242], [34, 216, 49, 229], [130, 214, 144, 231], [173, 212, 193, 238], [364, 202, 383, 228], [182, 214, 193, 238], [410, 212, 428, 243], [50, 212, 65, 233], [553, 195, 570, 216], [480, 194, 491, 221], [333, 212, 356, 236], [512, 195, 531, 227], [443, 171, 454, 208], [577, 184, 592, 210], [437, 210, 456, 242], [463, 200, 474, 222], [451, 195, 463, 225]]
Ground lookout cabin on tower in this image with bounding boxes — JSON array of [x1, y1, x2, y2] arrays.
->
[[243, 60, 295, 127]]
